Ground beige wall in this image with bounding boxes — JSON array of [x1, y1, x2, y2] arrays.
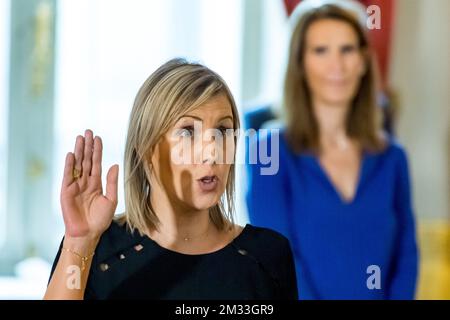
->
[[390, 0, 450, 220]]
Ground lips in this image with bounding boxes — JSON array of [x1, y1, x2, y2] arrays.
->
[[326, 78, 348, 86], [197, 175, 219, 192]]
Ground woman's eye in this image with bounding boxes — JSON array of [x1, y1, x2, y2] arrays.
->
[[218, 126, 233, 136], [341, 45, 357, 54], [178, 126, 194, 137], [313, 46, 327, 55]]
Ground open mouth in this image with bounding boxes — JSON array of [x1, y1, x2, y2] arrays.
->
[[197, 175, 219, 192], [199, 175, 217, 183]]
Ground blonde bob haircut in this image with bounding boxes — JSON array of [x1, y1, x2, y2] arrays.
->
[[116, 58, 240, 235]]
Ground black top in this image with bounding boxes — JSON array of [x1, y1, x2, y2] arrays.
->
[[49, 222, 298, 300]]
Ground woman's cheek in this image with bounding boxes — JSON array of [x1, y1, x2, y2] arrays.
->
[[219, 166, 231, 188]]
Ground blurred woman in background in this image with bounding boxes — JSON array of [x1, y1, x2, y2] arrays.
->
[[246, 0, 418, 299]]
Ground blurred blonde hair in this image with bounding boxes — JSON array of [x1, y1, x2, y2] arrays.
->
[[116, 58, 240, 235]]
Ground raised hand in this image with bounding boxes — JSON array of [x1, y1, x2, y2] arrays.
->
[[60, 129, 119, 240]]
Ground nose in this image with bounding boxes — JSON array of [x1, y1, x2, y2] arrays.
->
[[194, 134, 219, 165], [328, 49, 345, 75], [202, 157, 215, 165], [201, 142, 218, 165]]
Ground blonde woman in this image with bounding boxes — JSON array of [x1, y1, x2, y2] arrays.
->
[[44, 59, 297, 300]]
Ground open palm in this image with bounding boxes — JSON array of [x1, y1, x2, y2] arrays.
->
[[60, 130, 119, 239]]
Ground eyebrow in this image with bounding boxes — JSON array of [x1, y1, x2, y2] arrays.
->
[[309, 42, 358, 47], [178, 115, 234, 122]]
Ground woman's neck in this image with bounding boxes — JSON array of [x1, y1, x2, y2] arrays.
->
[[313, 99, 352, 151], [148, 183, 213, 244]]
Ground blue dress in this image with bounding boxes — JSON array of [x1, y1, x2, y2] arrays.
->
[[246, 130, 419, 299]]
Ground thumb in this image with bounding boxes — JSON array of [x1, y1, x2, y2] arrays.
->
[[105, 164, 119, 204]]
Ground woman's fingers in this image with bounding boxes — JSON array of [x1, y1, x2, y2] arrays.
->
[[82, 129, 94, 177], [91, 136, 103, 177], [62, 152, 75, 187], [105, 165, 119, 205], [74, 135, 84, 177]]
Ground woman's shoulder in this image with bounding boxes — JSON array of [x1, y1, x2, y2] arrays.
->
[[232, 224, 298, 299], [376, 133, 410, 165], [234, 224, 293, 260], [240, 224, 290, 242], [93, 219, 146, 265]]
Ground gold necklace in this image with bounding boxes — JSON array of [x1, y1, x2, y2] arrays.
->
[[157, 222, 211, 243]]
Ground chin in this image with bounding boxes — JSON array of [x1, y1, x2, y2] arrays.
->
[[323, 87, 358, 103], [189, 192, 222, 211], [322, 93, 355, 106]]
